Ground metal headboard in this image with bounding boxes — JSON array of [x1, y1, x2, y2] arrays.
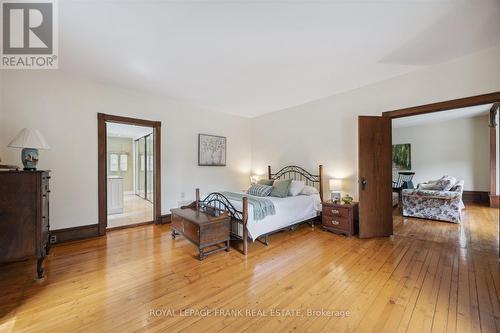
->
[[268, 165, 324, 201]]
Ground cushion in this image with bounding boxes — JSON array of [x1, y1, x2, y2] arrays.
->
[[450, 180, 464, 193], [288, 180, 305, 196], [417, 182, 441, 190], [257, 179, 274, 186], [247, 184, 273, 197], [435, 176, 457, 191], [270, 179, 292, 198], [418, 175, 456, 191], [300, 185, 319, 195]]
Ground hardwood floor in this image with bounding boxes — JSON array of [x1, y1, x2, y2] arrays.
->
[[0, 204, 498, 332]]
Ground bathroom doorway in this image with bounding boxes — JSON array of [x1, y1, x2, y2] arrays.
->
[[97, 114, 161, 235]]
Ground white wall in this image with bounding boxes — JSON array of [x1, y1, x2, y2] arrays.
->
[[0, 71, 251, 230], [251, 46, 500, 199], [2, 45, 499, 230], [392, 116, 489, 191]]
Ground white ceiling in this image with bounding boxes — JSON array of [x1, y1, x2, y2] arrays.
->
[[392, 103, 493, 128], [107, 123, 153, 140], [58, 0, 500, 117]]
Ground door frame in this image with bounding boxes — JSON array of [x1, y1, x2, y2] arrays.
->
[[98, 113, 162, 236], [382, 91, 500, 207]]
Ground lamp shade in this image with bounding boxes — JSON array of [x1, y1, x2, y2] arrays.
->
[[8, 128, 50, 150], [250, 175, 260, 184], [329, 178, 342, 191]]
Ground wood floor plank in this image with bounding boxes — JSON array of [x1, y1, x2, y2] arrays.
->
[[0, 203, 497, 333], [430, 246, 455, 333]]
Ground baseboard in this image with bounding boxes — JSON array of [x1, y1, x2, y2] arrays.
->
[[490, 195, 500, 208], [158, 214, 171, 224], [107, 220, 154, 231], [462, 191, 490, 205], [51, 224, 100, 244]]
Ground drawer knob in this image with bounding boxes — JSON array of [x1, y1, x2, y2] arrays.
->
[[331, 220, 340, 225], [331, 209, 340, 215]]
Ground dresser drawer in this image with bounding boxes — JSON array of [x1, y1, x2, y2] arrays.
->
[[322, 206, 350, 219], [322, 216, 350, 231]]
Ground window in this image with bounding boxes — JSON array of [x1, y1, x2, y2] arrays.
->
[[110, 154, 119, 171], [120, 154, 128, 171]]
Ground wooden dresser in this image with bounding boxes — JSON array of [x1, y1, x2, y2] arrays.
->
[[322, 200, 359, 236], [170, 207, 230, 260], [0, 171, 51, 278]]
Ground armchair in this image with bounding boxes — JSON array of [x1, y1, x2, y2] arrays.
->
[[392, 172, 415, 205], [402, 180, 464, 223]]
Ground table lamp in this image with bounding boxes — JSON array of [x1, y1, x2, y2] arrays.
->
[[250, 175, 260, 184], [8, 128, 50, 171], [329, 178, 342, 203]]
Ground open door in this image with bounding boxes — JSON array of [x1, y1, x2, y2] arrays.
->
[[358, 116, 393, 238]]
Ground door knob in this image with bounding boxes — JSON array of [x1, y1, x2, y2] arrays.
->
[[361, 178, 367, 190]]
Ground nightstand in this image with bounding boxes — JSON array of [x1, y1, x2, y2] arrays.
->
[[321, 200, 359, 236]]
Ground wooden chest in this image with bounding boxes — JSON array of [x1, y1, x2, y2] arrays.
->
[[0, 170, 51, 278], [170, 207, 231, 260], [322, 201, 359, 236]]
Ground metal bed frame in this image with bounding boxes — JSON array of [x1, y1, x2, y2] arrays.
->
[[189, 165, 323, 255]]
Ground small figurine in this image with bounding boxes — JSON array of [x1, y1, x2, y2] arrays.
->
[[342, 194, 353, 205]]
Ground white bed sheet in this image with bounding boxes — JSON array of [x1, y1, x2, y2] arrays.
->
[[227, 193, 322, 240]]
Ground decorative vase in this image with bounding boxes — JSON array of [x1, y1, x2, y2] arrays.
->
[[342, 194, 353, 205], [21, 148, 39, 171]]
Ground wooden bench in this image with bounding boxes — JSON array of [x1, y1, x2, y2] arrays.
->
[[170, 207, 231, 260]]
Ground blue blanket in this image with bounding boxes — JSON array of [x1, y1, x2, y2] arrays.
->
[[221, 192, 275, 221]]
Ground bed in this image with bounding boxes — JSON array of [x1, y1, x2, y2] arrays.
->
[[187, 165, 324, 255]]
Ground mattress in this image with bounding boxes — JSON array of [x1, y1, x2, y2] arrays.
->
[[225, 192, 322, 240]]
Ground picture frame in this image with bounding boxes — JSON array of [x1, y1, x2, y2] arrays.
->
[[330, 191, 341, 203], [198, 134, 226, 166], [392, 143, 411, 170]]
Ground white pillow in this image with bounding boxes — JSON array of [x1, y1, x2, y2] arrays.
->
[[300, 185, 319, 196], [288, 180, 305, 196]]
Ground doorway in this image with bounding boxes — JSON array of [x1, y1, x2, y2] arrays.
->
[[98, 114, 161, 235], [358, 92, 500, 238]]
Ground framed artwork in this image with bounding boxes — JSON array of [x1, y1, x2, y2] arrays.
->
[[392, 143, 411, 170], [198, 134, 226, 166]]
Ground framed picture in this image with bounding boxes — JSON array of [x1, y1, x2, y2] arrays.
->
[[330, 191, 341, 203], [198, 134, 226, 166], [392, 143, 411, 170]]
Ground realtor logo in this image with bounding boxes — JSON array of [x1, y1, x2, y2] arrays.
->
[[1, 0, 58, 69]]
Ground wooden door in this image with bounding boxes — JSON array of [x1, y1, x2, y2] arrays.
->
[[358, 116, 393, 238]]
